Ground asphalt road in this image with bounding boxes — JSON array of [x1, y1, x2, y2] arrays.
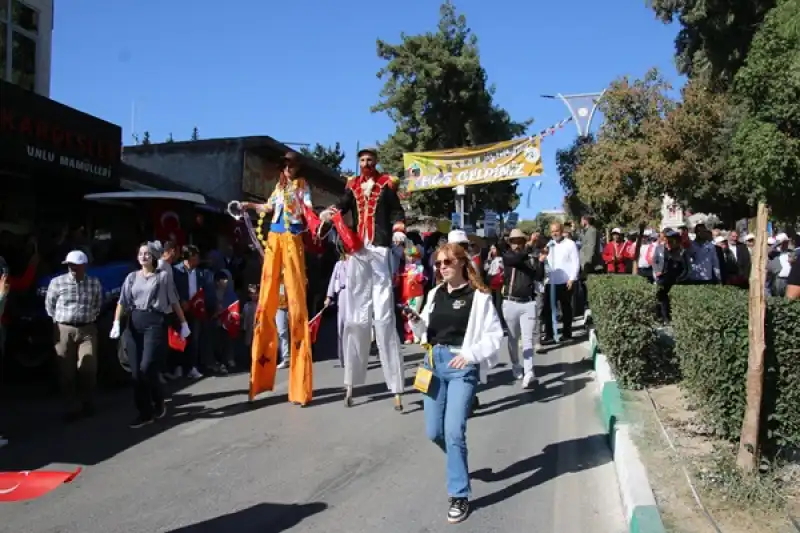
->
[[0, 338, 625, 533]]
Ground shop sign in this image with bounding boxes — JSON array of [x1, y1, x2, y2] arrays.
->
[[0, 80, 122, 184]]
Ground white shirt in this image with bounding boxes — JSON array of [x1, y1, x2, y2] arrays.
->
[[778, 252, 791, 278], [187, 269, 198, 299], [638, 243, 655, 269], [547, 238, 580, 285]]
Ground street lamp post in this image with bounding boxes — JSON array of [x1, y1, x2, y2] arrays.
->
[[541, 91, 606, 137]]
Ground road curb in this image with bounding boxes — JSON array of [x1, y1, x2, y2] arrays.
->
[[586, 330, 666, 533]]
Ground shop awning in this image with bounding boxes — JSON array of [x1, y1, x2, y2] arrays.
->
[[84, 191, 207, 205]]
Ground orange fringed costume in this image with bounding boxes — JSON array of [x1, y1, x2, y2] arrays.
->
[[249, 167, 324, 406]]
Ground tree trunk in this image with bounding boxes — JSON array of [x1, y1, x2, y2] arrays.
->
[[736, 201, 768, 473]]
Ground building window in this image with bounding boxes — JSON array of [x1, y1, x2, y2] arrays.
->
[[10, 0, 38, 33], [2, 0, 39, 89], [11, 29, 34, 90]]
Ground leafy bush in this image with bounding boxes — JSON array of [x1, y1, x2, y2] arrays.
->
[[586, 275, 677, 389], [765, 298, 800, 450], [670, 285, 749, 439], [671, 285, 800, 451]]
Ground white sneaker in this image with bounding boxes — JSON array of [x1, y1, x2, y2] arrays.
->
[[277, 360, 289, 369], [522, 372, 536, 389], [512, 364, 524, 380], [187, 367, 203, 379]]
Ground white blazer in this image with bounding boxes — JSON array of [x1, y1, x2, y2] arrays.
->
[[411, 283, 504, 382]]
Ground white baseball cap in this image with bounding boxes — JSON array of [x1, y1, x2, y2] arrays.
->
[[775, 232, 789, 243], [62, 250, 89, 265], [611, 227, 622, 234], [448, 230, 469, 244], [744, 233, 755, 241], [713, 236, 725, 244], [767, 237, 776, 245]]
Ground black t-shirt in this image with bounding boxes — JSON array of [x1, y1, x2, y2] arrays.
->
[[788, 259, 800, 286], [426, 284, 475, 347]]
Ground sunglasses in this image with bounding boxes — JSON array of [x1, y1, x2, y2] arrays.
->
[[434, 258, 455, 269]]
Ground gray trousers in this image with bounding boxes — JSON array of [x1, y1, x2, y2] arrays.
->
[[501, 299, 538, 375]]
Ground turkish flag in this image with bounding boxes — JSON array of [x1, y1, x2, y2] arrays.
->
[[189, 288, 206, 320], [220, 300, 241, 338], [168, 327, 187, 351], [308, 308, 325, 344], [0, 468, 82, 502]]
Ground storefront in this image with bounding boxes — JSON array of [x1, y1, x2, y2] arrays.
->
[[0, 79, 123, 251]]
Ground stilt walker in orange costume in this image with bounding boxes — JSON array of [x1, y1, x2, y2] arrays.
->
[[320, 147, 406, 411], [234, 151, 322, 406]]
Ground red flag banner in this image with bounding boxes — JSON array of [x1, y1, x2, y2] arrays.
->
[[308, 307, 326, 344], [0, 468, 82, 502], [189, 288, 206, 320], [220, 300, 241, 339], [168, 327, 187, 351]]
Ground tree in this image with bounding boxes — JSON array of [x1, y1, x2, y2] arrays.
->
[[141, 131, 152, 145], [373, 1, 531, 220], [517, 212, 560, 237], [649, 80, 744, 221], [647, 0, 777, 89], [726, 0, 800, 473], [165, 133, 175, 143], [300, 142, 347, 174], [191, 127, 200, 141], [573, 68, 675, 230], [556, 134, 595, 220], [727, 0, 800, 223]]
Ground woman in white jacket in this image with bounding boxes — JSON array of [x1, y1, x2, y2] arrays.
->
[[406, 242, 504, 524]]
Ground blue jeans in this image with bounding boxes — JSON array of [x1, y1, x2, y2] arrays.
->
[[276, 308, 290, 364], [423, 345, 479, 498]]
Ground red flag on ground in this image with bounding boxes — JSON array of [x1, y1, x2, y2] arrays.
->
[[220, 300, 241, 339], [0, 468, 82, 502], [189, 288, 206, 320], [168, 327, 187, 351], [308, 307, 326, 344]]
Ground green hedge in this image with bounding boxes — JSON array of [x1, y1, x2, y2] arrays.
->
[[671, 286, 800, 451], [586, 275, 678, 389]]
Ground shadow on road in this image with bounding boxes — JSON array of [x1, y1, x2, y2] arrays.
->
[[469, 433, 611, 510], [468, 357, 593, 418], [165, 502, 328, 533]]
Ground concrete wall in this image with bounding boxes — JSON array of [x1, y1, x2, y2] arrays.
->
[[123, 146, 243, 204]]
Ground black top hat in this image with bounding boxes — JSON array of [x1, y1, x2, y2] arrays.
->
[[357, 147, 378, 158]]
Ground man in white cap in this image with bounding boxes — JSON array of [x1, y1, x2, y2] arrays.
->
[[726, 230, 751, 288], [321, 147, 407, 410], [770, 233, 794, 296], [45, 250, 104, 420]]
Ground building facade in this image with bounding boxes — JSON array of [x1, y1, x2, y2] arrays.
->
[[1, 0, 53, 97], [122, 136, 346, 209]]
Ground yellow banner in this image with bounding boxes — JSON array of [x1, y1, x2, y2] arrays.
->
[[402, 137, 543, 192]]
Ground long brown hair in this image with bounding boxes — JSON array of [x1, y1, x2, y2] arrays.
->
[[434, 243, 490, 294]]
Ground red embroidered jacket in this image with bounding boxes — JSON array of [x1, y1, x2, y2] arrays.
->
[[334, 173, 405, 248]]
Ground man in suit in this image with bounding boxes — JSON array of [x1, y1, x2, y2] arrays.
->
[[172, 245, 217, 378], [578, 215, 602, 317], [727, 230, 751, 288]]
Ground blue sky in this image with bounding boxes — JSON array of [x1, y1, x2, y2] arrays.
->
[[51, 0, 684, 220]]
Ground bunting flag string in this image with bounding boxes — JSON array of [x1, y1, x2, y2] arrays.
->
[[535, 116, 573, 141]]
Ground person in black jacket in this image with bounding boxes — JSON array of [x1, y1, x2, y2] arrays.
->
[[501, 229, 546, 389]]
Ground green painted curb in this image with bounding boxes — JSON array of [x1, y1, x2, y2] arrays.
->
[[630, 505, 666, 533], [600, 380, 624, 434]]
